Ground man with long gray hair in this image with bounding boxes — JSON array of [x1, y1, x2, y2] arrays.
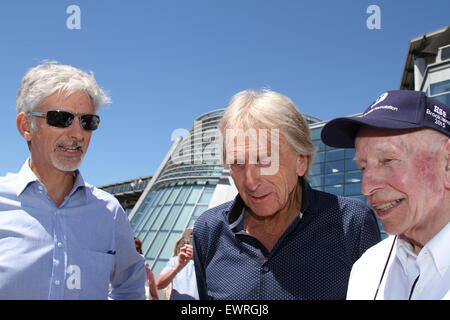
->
[[0, 62, 145, 299], [193, 89, 381, 299]]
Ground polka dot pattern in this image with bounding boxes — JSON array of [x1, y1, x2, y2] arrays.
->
[[193, 181, 381, 300]]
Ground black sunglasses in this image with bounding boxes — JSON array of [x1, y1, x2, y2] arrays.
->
[[30, 110, 100, 131]]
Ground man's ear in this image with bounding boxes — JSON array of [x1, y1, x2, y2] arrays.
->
[[16, 112, 33, 142], [444, 138, 450, 189], [296, 154, 308, 177]]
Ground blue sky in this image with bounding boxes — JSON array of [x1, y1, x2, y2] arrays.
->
[[1, 0, 449, 186]]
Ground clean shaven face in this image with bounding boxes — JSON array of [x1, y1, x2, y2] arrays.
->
[[354, 126, 447, 239]]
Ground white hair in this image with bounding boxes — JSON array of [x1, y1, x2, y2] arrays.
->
[[16, 61, 111, 115], [219, 89, 316, 178]]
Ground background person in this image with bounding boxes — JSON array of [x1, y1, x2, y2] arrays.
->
[[134, 237, 159, 300], [156, 228, 198, 300]]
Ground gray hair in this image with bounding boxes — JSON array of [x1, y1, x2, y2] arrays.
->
[[219, 89, 316, 178], [16, 61, 111, 115]]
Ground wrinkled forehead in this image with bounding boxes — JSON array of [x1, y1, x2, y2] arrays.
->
[[355, 126, 446, 158]]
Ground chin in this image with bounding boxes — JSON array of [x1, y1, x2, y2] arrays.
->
[[248, 204, 278, 217], [52, 158, 83, 172], [379, 221, 403, 236]]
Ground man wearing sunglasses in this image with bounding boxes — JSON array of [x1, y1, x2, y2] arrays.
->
[[0, 62, 146, 299]]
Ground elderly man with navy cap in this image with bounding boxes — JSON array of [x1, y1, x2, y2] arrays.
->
[[321, 90, 450, 300]]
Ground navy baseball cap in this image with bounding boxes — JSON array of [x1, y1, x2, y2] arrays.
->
[[321, 90, 450, 148]]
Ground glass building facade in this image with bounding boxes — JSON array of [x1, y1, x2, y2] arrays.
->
[[129, 110, 383, 276], [309, 124, 364, 203], [130, 110, 228, 275]]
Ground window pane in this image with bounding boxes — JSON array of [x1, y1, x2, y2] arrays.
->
[[325, 161, 345, 174], [141, 231, 156, 255], [315, 140, 326, 152], [175, 186, 191, 204], [325, 149, 345, 162], [324, 184, 343, 196], [173, 204, 194, 231], [345, 183, 361, 196], [161, 204, 182, 230], [186, 185, 202, 204], [430, 79, 450, 95], [345, 159, 359, 171], [310, 127, 322, 140], [143, 205, 161, 230], [310, 163, 324, 176], [345, 171, 361, 183], [192, 204, 208, 218], [309, 175, 323, 187], [158, 231, 182, 260], [166, 186, 181, 205], [345, 148, 355, 159], [434, 93, 450, 106], [152, 205, 171, 230], [314, 151, 325, 163], [324, 172, 344, 185], [199, 189, 214, 204], [148, 231, 168, 258], [159, 187, 172, 206]]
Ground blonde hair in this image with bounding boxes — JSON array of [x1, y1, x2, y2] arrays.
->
[[219, 89, 316, 178], [173, 228, 193, 256]]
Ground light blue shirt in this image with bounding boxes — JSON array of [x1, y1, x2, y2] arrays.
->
[[0, 160, 145, 299]]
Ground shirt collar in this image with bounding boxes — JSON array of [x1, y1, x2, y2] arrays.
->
[[16, 159, 39, 196], [426, 222, 450, 277], [395, 237, 416, 274], [16, 158, 88, 197], [227, 178, 316, 231], [396, 222, 450, 277]]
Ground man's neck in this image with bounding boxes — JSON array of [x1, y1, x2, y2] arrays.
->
[[244, 184, 302, 252], [400, 208, 450, 255], [29, 158, 76, 207]]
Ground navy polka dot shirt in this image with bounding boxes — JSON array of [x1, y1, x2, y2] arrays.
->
[[193, 179, 381, 300]]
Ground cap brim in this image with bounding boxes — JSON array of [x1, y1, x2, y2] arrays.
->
[[320, 118, 363, 148], [321, 116, 422, 148]]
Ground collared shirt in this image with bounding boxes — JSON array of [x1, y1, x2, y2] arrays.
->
[[0, 159, 145, 300], [193, 179, 381, 300], [347, 223, 450, 300], [160, 257, 199, 300]]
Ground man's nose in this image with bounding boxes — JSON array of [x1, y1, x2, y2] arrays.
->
[[244, 164, 261, 191], [67, 117, 86, 139], [360, 164, 385, 197]]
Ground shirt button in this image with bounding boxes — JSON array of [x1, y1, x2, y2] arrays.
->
[[262, 266, 269, 273], [38, 185, 43, 190], [55, 280, 60, 286], [57, 242, 63, 248], [56, 209, 61, 215]]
